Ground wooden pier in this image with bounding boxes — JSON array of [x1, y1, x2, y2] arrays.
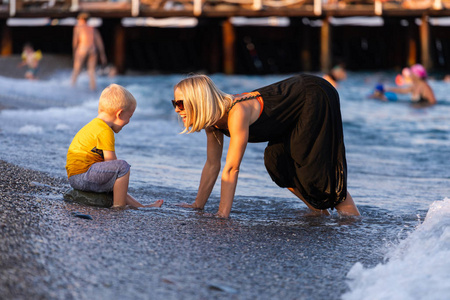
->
[[2, 0, 450, 74]]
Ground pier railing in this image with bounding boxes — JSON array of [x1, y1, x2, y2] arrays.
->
[[3, 0, 448, 18]]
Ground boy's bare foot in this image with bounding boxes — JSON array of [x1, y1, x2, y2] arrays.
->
[[146, 199, 164, 208]]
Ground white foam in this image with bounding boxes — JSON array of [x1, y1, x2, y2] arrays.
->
[[343, 198, 450, 300], [18, 125, 43, 134]]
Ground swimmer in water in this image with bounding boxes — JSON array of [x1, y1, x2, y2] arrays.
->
[[368, 84, 398, 102], [386, 64, 436, 107], [323, 64, 347, 88]]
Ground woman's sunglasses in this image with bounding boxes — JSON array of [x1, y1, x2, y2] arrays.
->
[[171, 100, 184, 110]]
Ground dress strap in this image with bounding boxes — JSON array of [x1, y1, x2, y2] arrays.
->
[[228, 91, 262, 113]]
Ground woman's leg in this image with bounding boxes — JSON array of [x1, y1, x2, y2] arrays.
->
[[288, 187, 330, 216], [335, 192, 360, 216]]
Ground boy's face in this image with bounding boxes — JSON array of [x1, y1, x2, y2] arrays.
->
[[112, 106, 135, 133]]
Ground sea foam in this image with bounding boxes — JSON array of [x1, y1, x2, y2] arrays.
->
[[343, 198, 450, 300]]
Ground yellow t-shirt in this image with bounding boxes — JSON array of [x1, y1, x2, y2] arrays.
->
[[66, 118, 115, 178]]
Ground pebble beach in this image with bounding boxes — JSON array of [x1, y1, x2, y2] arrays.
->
[[1, 55, 449, 300], [0, 158, 378, 300]]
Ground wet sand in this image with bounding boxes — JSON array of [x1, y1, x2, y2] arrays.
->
[[0, 158, 389, 300]]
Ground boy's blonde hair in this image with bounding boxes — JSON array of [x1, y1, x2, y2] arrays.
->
[[175, 74, 233, 133], [98, 84, 137, 115]]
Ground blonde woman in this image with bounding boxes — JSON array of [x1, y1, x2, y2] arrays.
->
[[173, 74, 360, 218]]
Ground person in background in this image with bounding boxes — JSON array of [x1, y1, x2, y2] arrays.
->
[[71, 12, 107, 91], [368, 84, 398, 102], [395, 67, 412, 87], [172, 74, 360, 218], [323, 63, 347, 88], [66, 84, 163, 209], [19, 43, 42, 80], [387, 64, 436, 107]]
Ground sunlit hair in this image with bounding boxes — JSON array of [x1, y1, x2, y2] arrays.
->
[[98, 84, 137, 115], [174, 74, 233, 133]]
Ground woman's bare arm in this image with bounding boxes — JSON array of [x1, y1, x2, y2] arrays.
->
[[386, 85, 413, 94], [178, 127, 223, 209], [216, 105, 251, 218]]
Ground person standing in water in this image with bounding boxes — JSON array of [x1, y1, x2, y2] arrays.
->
[[71, 12, 107, 91], [172, 74, 360, 218], [387, 64, 436, 107]]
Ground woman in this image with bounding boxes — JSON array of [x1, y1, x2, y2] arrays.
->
[[388, 64, 436, 107], [173, 74, 360, 218]]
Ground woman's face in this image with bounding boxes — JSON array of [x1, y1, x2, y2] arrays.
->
[[173, 88, 188, 125]]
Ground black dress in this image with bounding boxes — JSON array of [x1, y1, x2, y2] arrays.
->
[[223, 74, 348, 210]]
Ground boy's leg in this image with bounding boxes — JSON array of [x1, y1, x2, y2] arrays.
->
[[112, 170, 131, 207], [112, 169, 160, 208]]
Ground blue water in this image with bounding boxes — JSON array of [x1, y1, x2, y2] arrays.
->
[[0, 70, 449, 299]]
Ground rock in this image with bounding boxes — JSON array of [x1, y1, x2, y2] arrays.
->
[[207, 282, 238, 294], [72, 213, 93, 220], [30, 181, 53, 189], [63, 189, 113, 208]]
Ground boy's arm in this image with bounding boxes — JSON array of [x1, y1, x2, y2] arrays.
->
[[103, 150, 117, 161]]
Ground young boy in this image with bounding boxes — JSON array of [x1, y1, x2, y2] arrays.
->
[[19, 43, 42, 80], [66, 84, 163, 208]]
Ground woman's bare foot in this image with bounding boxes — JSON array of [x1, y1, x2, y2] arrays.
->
[[335, 192, 360, 216], [146, 199, 164, 208], [288, 187, 331, 216]]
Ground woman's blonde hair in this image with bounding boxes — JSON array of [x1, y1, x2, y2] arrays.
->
[[98, 84, 137, 115], [175, 74, 232, 133]]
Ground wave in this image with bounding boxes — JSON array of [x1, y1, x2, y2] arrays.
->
[[343, 198, 450, 300]]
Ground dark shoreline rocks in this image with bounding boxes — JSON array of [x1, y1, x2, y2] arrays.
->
[[63, 188, 113, 208]]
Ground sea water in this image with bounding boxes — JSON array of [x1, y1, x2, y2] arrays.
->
[[0, 70, 449, 299]]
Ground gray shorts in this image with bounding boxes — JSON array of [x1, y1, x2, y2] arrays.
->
[[68, 160, 130, 193]]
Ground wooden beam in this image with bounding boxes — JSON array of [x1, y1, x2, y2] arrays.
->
[[222, 18, 235, 75], [320, 16, 331, 73], [1, 22, 13, 56], [420, 14, 431, 69], [114, 24, 126, 74]]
